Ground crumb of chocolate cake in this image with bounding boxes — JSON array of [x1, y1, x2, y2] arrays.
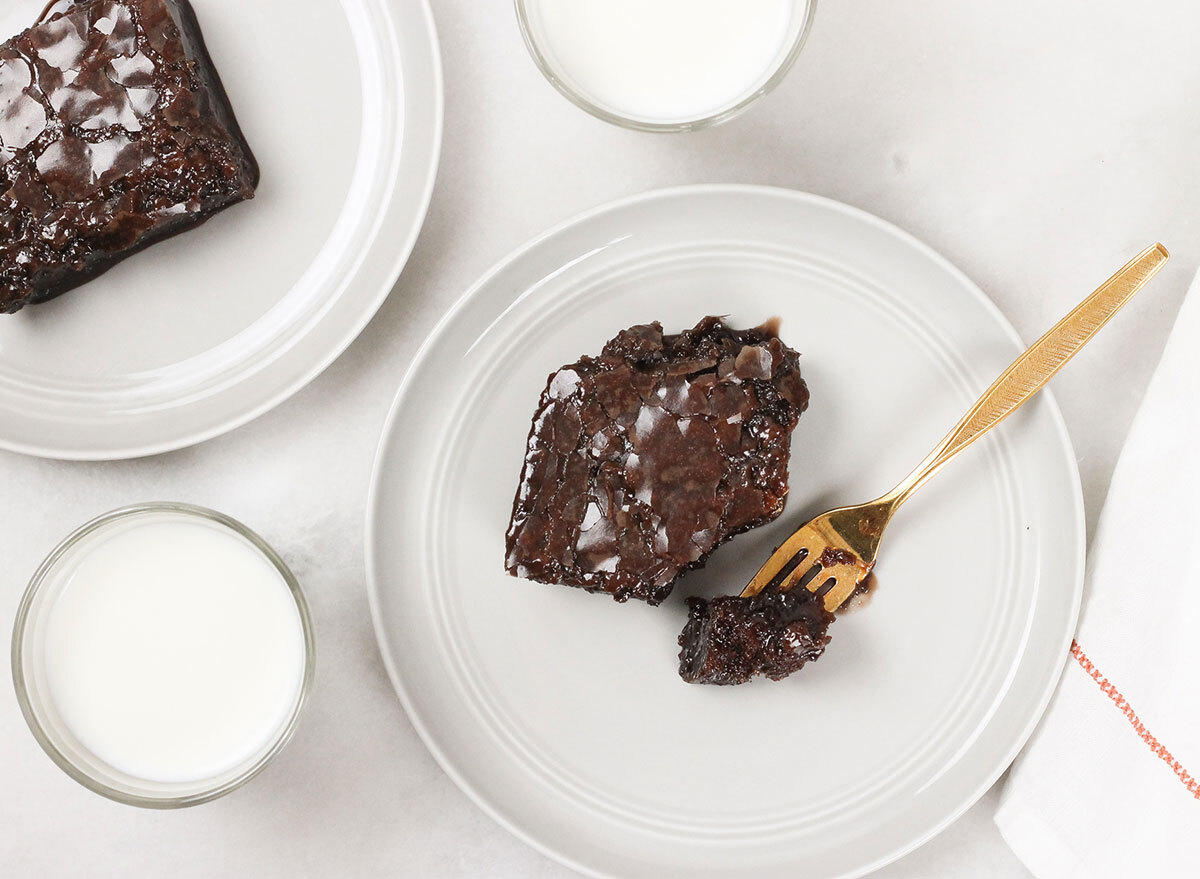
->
[[678, 587, 835, 685]]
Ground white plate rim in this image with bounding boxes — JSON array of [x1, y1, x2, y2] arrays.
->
[[0, 0, 444, 461], [364, 184, 1085, 878]]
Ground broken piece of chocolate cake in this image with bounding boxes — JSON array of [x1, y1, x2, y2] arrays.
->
[[678, 588, 835, 685], [505, 316, 810, 605], [0, 0, 259, 313]]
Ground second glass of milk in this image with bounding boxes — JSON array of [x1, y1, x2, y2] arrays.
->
[[516, 0, 816, 131], [12, 504, 314, 807]]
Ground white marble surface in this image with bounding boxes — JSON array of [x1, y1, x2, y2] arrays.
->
[[3, 0, 1198, 876]]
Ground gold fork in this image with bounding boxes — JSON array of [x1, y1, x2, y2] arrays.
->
[[742, 244, 1170, 611]]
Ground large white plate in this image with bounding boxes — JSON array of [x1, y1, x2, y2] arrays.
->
[[0, 0, 442, 459], [366, 186, 1084, 878]]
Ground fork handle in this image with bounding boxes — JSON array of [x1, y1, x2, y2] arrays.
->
[[886, 243, 1169, 508]]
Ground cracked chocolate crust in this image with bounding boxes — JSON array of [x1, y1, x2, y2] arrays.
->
[[505, 316, 810, 605], [0, 0, 259, 313]]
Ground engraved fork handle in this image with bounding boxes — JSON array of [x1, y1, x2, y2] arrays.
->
[[886, 243, 1169, 508]]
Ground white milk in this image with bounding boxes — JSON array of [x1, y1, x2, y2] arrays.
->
[[40, 512, 307, 784], [525, 0, 803, 124]]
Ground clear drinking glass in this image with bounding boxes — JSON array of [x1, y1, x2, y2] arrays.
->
[[11, 503, 316, 808], [515, 0, 818, 132]]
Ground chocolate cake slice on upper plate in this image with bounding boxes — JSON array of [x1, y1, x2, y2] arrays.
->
[[505, 316, 810, 605], [0, 0, 259, 313]]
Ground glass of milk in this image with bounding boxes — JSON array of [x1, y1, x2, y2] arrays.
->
[[11, 503, 315, 807], [515, 0, 816, 131]]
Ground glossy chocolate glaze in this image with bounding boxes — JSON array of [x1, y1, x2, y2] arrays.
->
[[677, 587, 834, 685], [505, 317, 810, 604], [0, 0, 259, 313]]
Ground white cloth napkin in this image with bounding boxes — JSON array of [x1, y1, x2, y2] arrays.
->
[[994, 269, 1200, 878]]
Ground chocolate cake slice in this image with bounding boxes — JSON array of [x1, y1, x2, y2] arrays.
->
[[505, 316, 810, 605], [0, 0, 259, 313], [677, 588, 835, 685]]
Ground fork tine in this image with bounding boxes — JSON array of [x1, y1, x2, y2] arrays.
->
[[741, 527, 822, 597], [820, 572, 864, 611], [779, 558, 823, 595]]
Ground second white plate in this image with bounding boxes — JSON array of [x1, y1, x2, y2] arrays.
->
[[0, 0, 441, 459], [367, 186, 1084, 879]]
